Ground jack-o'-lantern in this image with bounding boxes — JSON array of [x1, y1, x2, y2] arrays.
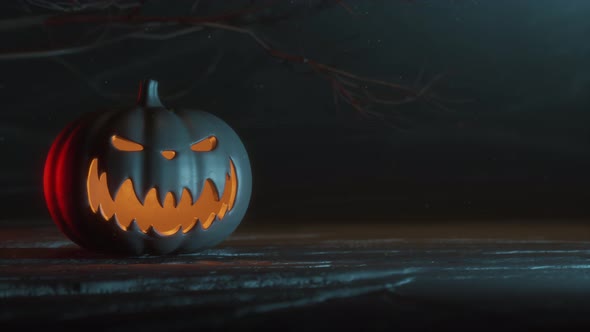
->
[[43, 79, 252, 255]]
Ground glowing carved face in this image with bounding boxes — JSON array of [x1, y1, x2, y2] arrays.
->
[[86, 135, 238, 235]]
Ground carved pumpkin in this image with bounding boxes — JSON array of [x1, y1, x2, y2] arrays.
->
[[43, 79, 252, 255]]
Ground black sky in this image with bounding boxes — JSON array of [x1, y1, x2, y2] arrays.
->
[[1, 0, 589, 224]]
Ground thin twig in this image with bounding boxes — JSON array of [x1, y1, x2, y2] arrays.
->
[[190, 0, 201, 14], [0, 3, 466, 118], [166, 50, 225, 100], [25, 0, 142, 12], [52, 56, 134, 101], [0, 26, 205, 60]]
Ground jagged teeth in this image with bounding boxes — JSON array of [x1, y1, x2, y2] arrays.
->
[[163, 192, 176, 209], [87, 158, 237, 235], [179, 188, 193, 209], [218, 203, 229, 219], [143, 188, 160, 208]]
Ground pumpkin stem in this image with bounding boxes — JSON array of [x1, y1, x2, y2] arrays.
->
[[137, 79, 164, 108]]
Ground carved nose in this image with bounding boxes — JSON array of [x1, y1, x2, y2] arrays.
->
[[161, 150, 176, 160]]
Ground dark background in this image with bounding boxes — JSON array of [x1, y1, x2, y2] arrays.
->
[[1, 0, 589, 225]]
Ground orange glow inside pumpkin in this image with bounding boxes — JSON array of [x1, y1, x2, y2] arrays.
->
[[191, 136, 217, 152], [86, 158, 238, 235], [160, 150, 176, 160], [111, 135, 144, 151]]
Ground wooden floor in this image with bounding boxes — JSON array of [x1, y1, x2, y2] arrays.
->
[[2, 221, 590, 331]]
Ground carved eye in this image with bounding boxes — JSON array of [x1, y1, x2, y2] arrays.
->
[[191, 136, 217, 152], [111, 135, 144, 152]]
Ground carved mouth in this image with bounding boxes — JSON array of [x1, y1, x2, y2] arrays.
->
[[86, 158, 237, 235]]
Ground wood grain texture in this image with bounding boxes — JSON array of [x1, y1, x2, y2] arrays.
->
[[1, 222, 590, 331]]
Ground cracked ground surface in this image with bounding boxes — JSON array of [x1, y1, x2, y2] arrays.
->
[[1, 222, 590, 331]]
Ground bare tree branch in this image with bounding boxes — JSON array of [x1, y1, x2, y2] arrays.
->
[[25, 0, 142, 12], [0, 14, 51, 31], [0, 25, 208, 60], [0, 1, 469, 120], [52, 56, 135, 101]]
